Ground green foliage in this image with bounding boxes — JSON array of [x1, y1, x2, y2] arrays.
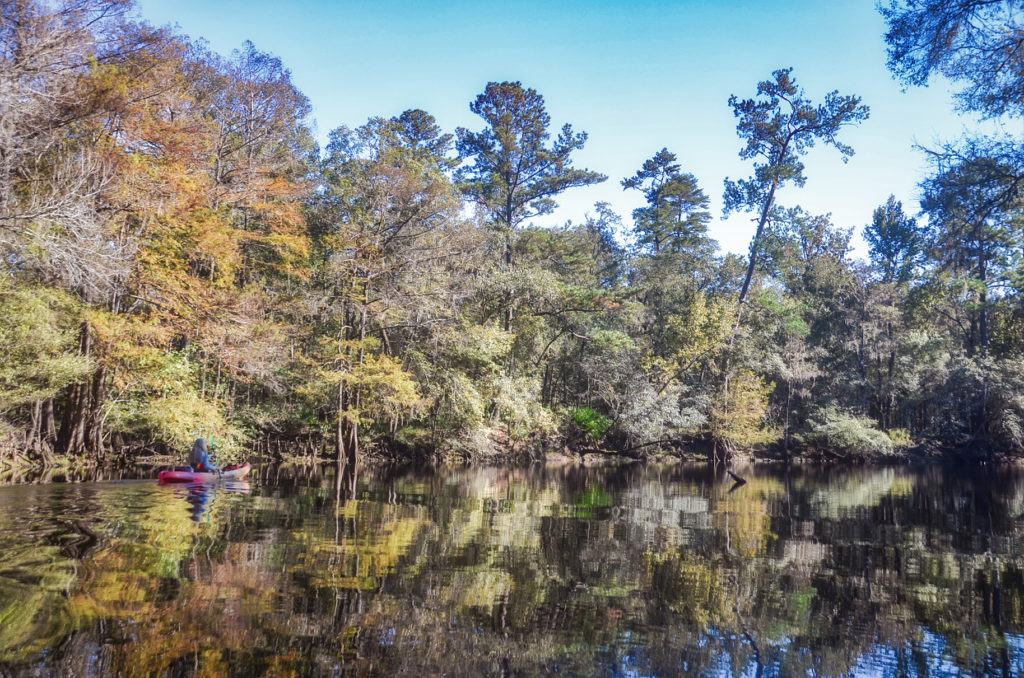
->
[[6, 0, 1024, 466], [988, 359, 1024, 448], [492, 375, 553, 443], [865, 195, 923, 285], [455, 81, 606, 230], [804, 408, 895, 458], [887, 428, 913, 448], [0, 278, 92, 410], [882, 0, 1024, 117], [104, 349, 246, 459], [759, 292, 809, 338], [570, 407, 612, 444], [723, 68, 869, 307], [622, 148, 715, 257]]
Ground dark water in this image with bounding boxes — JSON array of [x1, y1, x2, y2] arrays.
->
[[1, 463, 1023, 677]]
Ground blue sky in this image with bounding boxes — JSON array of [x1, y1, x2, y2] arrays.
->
[[134, 0, 980, 258]]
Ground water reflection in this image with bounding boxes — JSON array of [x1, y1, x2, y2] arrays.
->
[[168, 480, 252, 522], [0, 464, 1023, 676]]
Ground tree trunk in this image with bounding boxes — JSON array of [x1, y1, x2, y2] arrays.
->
[[336, 380, 347, 468], [736, 178, 779, 309], [883, 317, 895, 430], [978, 237, 989, 436], [42, 398, 56, 445], [859, 321, 867, 417], [86, 365, 106, 457], [57, 322, 91, 456], [350, 305, 366, 465], [784, 381, 792, 457], [28, 400, 41, 451], [503, 205, 515, 332]]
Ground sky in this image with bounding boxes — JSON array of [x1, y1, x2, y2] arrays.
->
[[133, 0, 984, 259]]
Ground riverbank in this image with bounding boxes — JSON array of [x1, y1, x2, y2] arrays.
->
[[3, 432, 1021, 486]]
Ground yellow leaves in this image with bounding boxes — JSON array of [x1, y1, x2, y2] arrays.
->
[[307, 333, 424, 424], [642, 292, 731, 389], [451, 323, 514, 367], [85, 309, 177, 394], [247, 230, 311, 279], [711, 370, 780, 448], [356, 353, 420, 400], [352, 354, 424, 423], [87, 305, 168, 350], [673, 292, 731, 349], [104, 356, 244, 458], [88, 317, 249, 457], [137, 390, 234, 454], [81, 28, 313, 358]]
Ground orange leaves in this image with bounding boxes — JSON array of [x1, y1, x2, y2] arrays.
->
[[199, 286, 292, 384], [86, 32, 313, 352]]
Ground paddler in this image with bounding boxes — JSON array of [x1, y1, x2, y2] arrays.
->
[[188, 437, 220, 473]]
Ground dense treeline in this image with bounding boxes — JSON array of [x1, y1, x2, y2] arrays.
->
[[3, 0, 1024, 467]]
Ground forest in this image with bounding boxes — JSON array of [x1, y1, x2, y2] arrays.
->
[[2, 0, 1024, 469]]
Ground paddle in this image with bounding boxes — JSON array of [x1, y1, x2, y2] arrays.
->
[[209, 436, 222, 478]]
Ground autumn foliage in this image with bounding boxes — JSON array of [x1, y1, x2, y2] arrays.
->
[[5, 0, 1024, 469]]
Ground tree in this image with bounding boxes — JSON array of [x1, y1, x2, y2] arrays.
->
[[723, 68, 869, 310], [861, 197, 923, 429], [623, 150, 721, 371], [865, 195, 923, 285], [0, 3, 217, 458], [712, 71, 866, 459], [921, 153, 1023, 358], [881, 0, 1024, 118], [0, 1, 318, 460], [920, 152, 1024, 432], [0, 0, 161, 301], [192, 40, 313, 280], [455, 81, 605, 330], [622, 148, 714, 258], [387, 108, 455, 161], [102, 37, 313, 459], [709, 369, 777, 451], [878, 1, 1024, 449], [0, 278, 92, 461], [308, 111, 464, 465]]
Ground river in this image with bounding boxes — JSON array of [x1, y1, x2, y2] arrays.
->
[[0, 462, 1022, 676]]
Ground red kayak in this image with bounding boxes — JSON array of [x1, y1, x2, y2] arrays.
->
[[158, 463, 252, 483]]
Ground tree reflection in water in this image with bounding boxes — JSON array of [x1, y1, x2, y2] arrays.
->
[[0, 463, 1023, 676]]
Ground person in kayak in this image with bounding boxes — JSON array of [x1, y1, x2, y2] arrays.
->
[[188, 437, 219, 473]]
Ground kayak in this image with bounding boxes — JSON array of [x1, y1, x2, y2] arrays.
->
[[158, 463, 252, 484]]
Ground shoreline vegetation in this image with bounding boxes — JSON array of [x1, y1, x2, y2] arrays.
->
[[4, 1, 1024, 479], [1, 434, 1019, 487]]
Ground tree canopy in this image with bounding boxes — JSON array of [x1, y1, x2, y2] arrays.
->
[[4, 0, 1024, 471]]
